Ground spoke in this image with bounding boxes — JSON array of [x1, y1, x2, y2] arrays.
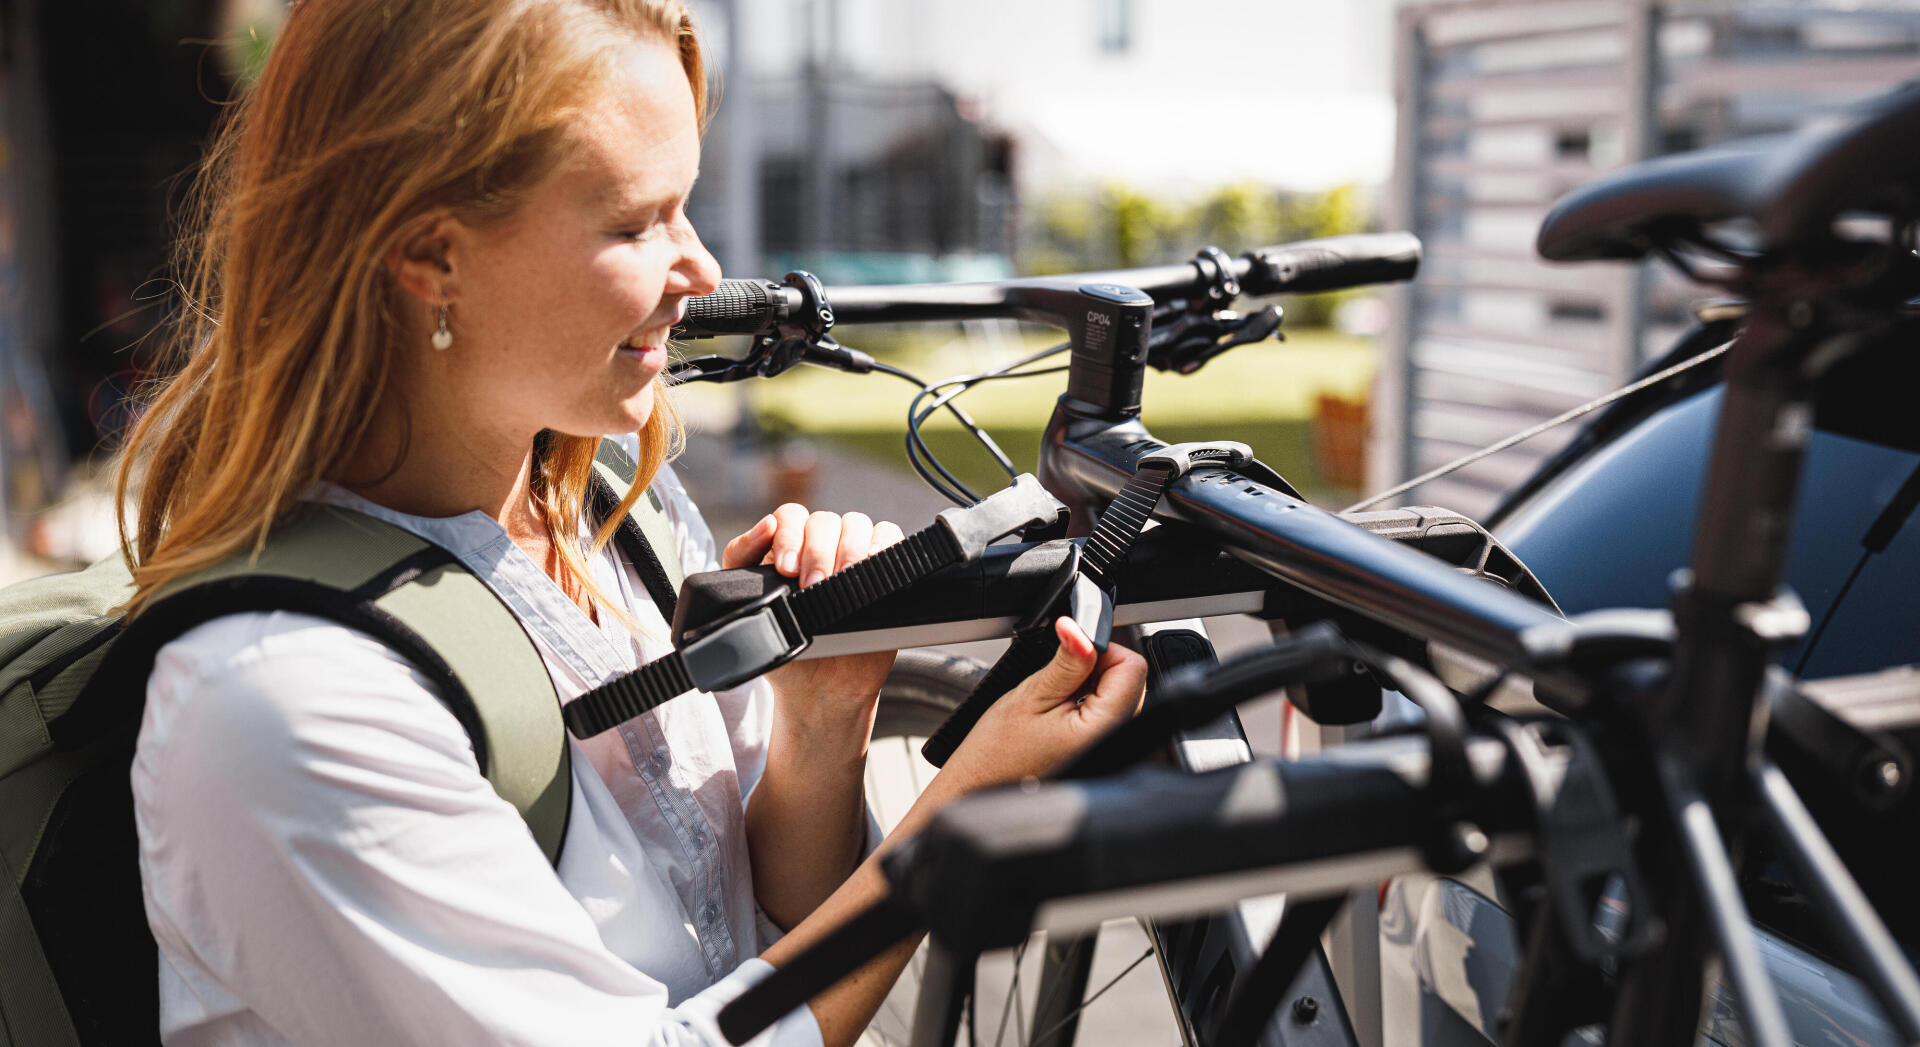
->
[[1026, 949, 1156, 1047], [908, 737, 927, 796], [1011, 951, 1027, 1047], [1026, 945, 1076, 1038], [992, 938, 1029, 1047]]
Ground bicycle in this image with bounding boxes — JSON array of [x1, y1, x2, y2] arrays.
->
[[656, 81, 1920, 1047]]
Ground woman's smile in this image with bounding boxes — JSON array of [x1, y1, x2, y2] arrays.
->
[[617, 342, 670, 369]]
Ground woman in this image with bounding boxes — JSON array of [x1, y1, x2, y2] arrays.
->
[[120, 0, 1146, 1044]]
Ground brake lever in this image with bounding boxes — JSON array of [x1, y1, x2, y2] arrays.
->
[[667, 270, 842, 384], [1147, 304, 1285, 375]]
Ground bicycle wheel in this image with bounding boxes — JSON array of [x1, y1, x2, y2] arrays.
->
[[860, 650, 1175, 1047], [863, 649, 981, 1047]]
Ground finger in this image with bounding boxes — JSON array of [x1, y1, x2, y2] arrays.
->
[[1081, 643, 1150, 721], [834, 512, 874, 573], [1012, 617, 1099, 707], [799, 510, 843, 588], [722, 514, 777, 570], [869, 520, 905, 553], [768, 503, 809, 576]]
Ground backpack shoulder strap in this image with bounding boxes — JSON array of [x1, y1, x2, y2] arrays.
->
[[592, 438, 684, 625], [74, 508, 571, 866]]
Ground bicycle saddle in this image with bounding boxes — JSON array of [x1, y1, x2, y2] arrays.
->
[[1538, 80, 1920, 262]]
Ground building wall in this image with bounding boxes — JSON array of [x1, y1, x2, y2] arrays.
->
[[686, 0, 1401, 278], [1373, 0, 1920, 517]]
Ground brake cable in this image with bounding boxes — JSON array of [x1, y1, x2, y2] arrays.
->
[[1345, 339, 1731, 513]]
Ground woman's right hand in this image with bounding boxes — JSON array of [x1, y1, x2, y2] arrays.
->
[[939, 617, 1149, 791]]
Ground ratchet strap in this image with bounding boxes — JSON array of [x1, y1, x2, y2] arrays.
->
[[919, 442, 1257, 766], [563, 475, 1065, 739]]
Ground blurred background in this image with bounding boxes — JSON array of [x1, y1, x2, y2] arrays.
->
[[3, 0, 1920, 580]]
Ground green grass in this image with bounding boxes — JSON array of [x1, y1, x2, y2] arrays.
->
[[676, 329, 1376, 495]]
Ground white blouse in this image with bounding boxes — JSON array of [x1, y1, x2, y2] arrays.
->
[[132, 456, 827, 1046]]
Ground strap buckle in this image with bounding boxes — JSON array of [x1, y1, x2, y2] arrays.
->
[[1138, 441, 1253, 478], [678, 588, 808, 693], [1022, 542, 1115, 651]]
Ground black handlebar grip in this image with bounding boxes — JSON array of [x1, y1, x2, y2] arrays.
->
[[920, 626, 1060, 767], [676, 279, 789, 338], [1245, 232, 1422, 296]]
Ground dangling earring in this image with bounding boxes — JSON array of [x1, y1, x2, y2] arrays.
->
[[431, 303, 453, 351]]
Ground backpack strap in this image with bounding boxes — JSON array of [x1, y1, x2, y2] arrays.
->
[[590, 438, 683, 622], [67, 508, 571, 866]]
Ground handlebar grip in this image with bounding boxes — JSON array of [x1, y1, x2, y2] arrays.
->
[[676, 279, 792, 338], [920, 625, 1059, 767], [1244, 232, 1422, 296]]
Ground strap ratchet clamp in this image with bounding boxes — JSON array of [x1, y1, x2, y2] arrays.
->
[[918, 441, 1266, 766], [563, 475, 1066, 739]]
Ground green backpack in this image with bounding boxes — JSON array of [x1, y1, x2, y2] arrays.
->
[[0, 439, 684, 1047]]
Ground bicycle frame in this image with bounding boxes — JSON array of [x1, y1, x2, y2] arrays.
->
[[812, 252, 1598, 1047], [707, 223, 1920, 1046], [856, 270, 1904, 1047]]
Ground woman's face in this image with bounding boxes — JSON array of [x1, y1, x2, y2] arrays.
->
[[444, 35, 719, 442]]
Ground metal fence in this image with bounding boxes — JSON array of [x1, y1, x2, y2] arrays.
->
[[1372, 0, 1920, 516]]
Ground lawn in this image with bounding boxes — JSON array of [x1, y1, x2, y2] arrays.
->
[[674, 327, 1377, 496]]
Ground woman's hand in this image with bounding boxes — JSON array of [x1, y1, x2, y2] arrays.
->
[[723, 504, 904, 741], [940, 617, 1148, 790], [731, 505, 907, 929]]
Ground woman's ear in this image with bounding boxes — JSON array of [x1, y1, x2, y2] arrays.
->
[[385, 213, 462, 306]]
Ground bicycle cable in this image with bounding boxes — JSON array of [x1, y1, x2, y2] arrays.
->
[[907, 363, 1071, 505], [1343, 340, 1730, 513], [894, 340, 1074, 506], [868, 360, 997, 504]]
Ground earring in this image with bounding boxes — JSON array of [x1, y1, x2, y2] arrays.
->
[[431, 304, 453, 351]]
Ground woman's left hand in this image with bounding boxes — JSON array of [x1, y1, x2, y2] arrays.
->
[[723, 504, 904, 744]]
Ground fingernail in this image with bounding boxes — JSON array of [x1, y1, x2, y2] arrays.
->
[[759, 515, 776, 532], [779, 551, 798, 574], [802, 569, 825, 588]]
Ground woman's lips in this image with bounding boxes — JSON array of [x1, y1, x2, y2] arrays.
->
[[618, 344, 669, 368]]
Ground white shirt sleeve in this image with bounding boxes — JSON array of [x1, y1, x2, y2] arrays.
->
[[133, 611, 820, 1047]]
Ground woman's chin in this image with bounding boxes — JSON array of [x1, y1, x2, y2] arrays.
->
[[619, 383, 657, 432]]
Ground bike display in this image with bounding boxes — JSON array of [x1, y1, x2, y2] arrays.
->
[[663, 81, 1920, 1047]]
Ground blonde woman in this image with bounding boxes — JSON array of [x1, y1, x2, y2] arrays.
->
[[120, 1, 1146, 1044]]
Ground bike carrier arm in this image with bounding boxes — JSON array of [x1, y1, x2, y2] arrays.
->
[[715, 725, 1545, 1044]]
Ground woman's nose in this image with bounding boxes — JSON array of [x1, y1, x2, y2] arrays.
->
[[674, 225, 722, 297]]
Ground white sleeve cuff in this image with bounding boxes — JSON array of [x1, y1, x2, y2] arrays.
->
[[673, 958, 824, 1047]]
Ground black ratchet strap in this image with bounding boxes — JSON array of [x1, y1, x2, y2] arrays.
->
[[918, 442, 1259, 766], [563, 475, 1065, 739]]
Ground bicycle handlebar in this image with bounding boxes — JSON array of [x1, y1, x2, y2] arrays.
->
[[673, 233, 1421, 337], [820, 232, 1419, 326], [678, 278, 806, 338]]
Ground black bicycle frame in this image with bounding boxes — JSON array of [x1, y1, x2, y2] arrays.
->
[[706, 204, 1920, 1043], [814, 253, 1610, 1047], [820, 251, 1897, 1046]]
